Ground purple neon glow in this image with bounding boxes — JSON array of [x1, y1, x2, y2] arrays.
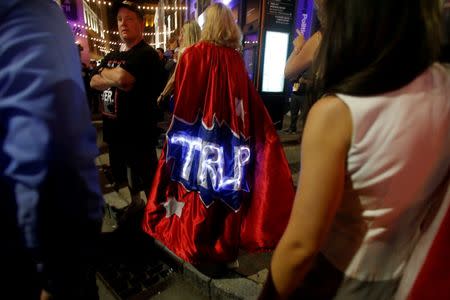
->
[[213, 0, 235, 8], [244, 33, 258, 43], [294, 0, 315, 39]]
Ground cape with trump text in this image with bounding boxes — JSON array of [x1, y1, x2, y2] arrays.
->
[[142, 42, 295, 264]]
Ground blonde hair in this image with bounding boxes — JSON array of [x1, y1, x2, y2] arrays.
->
[[201, 3, 242, 49], [180, 20, 201, 49]]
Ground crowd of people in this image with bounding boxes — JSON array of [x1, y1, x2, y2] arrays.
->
[[2, 0, 449, 299]]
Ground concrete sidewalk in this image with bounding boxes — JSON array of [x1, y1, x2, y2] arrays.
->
[[93, 116, 301, 299]]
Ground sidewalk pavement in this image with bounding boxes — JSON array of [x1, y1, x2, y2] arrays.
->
[[93, 117, 301, 299]]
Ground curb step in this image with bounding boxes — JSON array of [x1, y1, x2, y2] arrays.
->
[[153, 240, 264, 300]]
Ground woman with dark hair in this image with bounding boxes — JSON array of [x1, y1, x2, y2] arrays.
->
[[260, 0, 449, 299]]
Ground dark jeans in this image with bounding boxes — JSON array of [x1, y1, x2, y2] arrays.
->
[[40, 220, 103, 300], [108, 141, 158, 198], [289, 93, 306, 132], [108, 141, 127, 184], [294, 254, 399, 300], [259, 253, 399, 300], [126, 146, 158, 198], [43, 262, 99, 300], [6, 246, 41, 299]]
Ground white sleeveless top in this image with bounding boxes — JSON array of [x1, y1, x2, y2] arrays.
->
[[321, 63, 450, 281]]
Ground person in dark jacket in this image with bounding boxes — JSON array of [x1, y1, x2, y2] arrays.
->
[[1, 0, 104, 298]]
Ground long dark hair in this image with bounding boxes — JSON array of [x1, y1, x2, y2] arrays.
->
[[311, 0, 442, 100]]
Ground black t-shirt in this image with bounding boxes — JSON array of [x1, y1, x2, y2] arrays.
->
[[97, 40, 166, 146], [293, 67, 314, 96]]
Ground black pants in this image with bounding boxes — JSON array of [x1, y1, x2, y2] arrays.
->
[[108, 141, 127, 184], [108, 141, 158, 198], [259, 253, 399, 300], [289, 93, 306, 132], [40, 220, 103, 300], [294, 254, 399, 300], [126, 145, 158, 198]]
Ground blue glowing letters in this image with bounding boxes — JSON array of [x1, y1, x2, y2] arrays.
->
[[166, 116, 251, 210]]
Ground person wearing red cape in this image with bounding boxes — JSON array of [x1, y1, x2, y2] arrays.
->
[[142, 3, 295, 265]]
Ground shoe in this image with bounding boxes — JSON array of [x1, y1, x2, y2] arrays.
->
[[226, 259, 239, 269], [119, 197, 145, 219], [282, 128, 297, 134], [104, 182, 115, 188]]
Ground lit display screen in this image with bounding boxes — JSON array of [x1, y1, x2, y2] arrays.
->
[[262, 31, 289, 92], [198, 12, 205, 28]]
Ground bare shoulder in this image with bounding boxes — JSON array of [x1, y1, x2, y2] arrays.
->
[[308, 96, 351, 124], [305, 95, 352, 146]]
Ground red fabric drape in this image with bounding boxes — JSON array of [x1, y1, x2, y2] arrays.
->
[[407, 205, 450, 299], [142, 42, 295, 264]]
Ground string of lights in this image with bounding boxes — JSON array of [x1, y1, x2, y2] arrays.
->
[[72, 2, 185, 55], [137, 5, 187, 10], [75, 31, 124, 47], [75, 32, 89, 39], [68, 21, 93, 31], [104, 30, 175, 36], [85, 0, 112, 6], [69, 21, 175, 36], [68, 21, 175, 35], [84, 0, 187, 10], [93, 41, 157, 55], [69, 21, 174, 47], [75, 32, 163, 49]]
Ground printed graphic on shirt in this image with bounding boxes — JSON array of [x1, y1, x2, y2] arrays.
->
[[101, 59, 125, 118], [101, 88, 116, 117]]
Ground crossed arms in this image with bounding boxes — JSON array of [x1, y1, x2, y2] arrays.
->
[[90, 66, 135, 92]]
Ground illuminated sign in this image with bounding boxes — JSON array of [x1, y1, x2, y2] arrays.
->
[[166, 115, 251, 211], [61, 0, 78, 21], [261, 31, 289, 92], [300, 13, 308, 34], [294, 0, 315, 39], [198, 12, 205, 28]]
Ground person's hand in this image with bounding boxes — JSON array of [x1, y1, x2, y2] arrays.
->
[[40, 289, 53, 300], [157, 94, 164, 106], [293, 29, 306, 53]]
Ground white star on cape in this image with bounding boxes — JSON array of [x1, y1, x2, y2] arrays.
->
[[163, 196, 185, 218], [235, 97, 245, 124]]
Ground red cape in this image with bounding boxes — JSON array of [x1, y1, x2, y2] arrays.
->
[[142, 42, 295, 264], [395, 174, 450, 299]]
